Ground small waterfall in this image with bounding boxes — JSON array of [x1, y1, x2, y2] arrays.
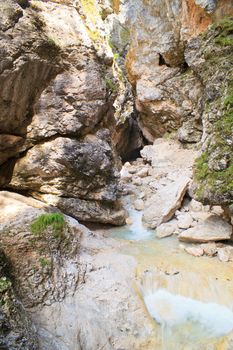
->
[[140, 270, 233, 350]]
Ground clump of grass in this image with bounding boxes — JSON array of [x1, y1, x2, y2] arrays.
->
[[31, 213, 66, 239]]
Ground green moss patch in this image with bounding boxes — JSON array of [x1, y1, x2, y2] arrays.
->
[[31, 213, 66, 239], [0, 277, 11, 294], [214, 18, 233, 47], [194, 78, 233, 203]]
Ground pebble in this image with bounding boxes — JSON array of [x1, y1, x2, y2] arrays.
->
[[189, 199, 203, 212], [177, 213, 193, 229], [185, 246, 204, 257], [134, 199, 144, 211], [156, 221, 178, 239], [132, 177, 142, 186], [137, 168, 149, 178]]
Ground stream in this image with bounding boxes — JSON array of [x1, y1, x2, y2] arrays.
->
[[108, 208, 233, 350]]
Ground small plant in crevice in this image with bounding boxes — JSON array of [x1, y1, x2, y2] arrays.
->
[[31, 213, 66, 239], [37, 36, 61, 59], [39, 257, 50, 268], [0, 277, 11, 294], [105, 77, 118, 94]]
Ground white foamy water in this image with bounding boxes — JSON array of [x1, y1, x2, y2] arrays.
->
[[144, 289, 233, 338], [111, 208, 153, 240]]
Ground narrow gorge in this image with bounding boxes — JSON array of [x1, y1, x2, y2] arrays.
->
[[0, 0, 232, 349]]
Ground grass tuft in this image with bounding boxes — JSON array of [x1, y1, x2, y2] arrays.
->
[[31, 213, 66, 238]]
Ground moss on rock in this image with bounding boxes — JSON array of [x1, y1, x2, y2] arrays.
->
[[192, 18, 233, 205]]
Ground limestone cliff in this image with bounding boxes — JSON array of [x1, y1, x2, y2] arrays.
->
[[125, 0, 232, 209], [126, 0, 233, 143]]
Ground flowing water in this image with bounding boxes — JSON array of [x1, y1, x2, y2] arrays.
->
[[109, 208, 233, 350]]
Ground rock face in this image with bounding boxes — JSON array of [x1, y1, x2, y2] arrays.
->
[[0, 0, 127, 225], [0, 251, 38, 350], [187, 20, 233, 206], [0, 0, 61, 167], [126, 0, 232, 210], [179, 215, 232, 243], [126, 0, 233, 147]]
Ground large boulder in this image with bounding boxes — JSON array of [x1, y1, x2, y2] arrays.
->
[[0, 191, 155, 350], [0, 0, 126, 225], [179, 215, 232, 243], [143, 176, 190, 228]]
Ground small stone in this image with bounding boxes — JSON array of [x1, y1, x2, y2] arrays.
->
[[180, 197, 190, 212], [126, 217, 133, 225], [177, 213, 193, 229], [134, 199, 144, 211], [185, 246, 204, 257], [137, 168, 149, 178], [217, 248, 230, 262], [211, 206, 224, 216], [128, 166, 137, 174], [189, 199, 203, 212], [156, 222, 177, 238], [132, 177, 142, 186], [190, 211, 210, 222], [200, 243, 217, 256], [120, 168, 132, 182]]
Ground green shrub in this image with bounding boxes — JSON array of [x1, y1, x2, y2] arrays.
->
[[31, 213, 66, 238]]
